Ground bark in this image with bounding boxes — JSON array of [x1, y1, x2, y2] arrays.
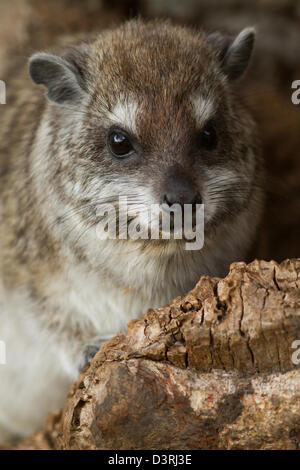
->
[[14, 259, 300, 450]]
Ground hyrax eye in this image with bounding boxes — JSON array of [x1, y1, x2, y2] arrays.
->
[[108, 129, 134, 158], [198, 120, 218, 151]]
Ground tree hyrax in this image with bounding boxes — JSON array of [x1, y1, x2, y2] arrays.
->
[[0, 20, 263, 442]]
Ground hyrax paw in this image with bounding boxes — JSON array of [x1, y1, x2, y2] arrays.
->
[[79, 337, 108, 371], [83, 344, 101, 364]]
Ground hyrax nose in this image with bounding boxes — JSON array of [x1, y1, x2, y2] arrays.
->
[[161, 171, 202, 208]]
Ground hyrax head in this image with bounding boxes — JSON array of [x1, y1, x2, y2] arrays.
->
[[29, 20, 258, 245]]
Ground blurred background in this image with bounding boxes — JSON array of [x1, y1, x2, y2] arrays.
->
[[1, 0, 300, 263]]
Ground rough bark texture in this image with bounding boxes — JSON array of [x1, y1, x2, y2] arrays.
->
[[12, 259, 300, 450]]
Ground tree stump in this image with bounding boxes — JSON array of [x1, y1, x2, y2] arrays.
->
[[13, 259, 300, 450]]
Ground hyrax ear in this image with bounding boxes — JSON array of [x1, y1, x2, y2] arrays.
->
[[29, 52, 87, 105], [208, 27, 255, 80]]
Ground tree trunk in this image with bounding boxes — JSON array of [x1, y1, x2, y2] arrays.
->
[[13, 259, 300, 450]]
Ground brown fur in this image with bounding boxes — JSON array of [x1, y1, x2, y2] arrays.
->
[[0, 19, 263, 442]]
